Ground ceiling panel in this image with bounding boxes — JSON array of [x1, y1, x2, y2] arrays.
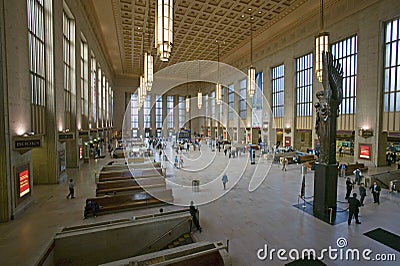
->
[[88, 0, 310, 77]]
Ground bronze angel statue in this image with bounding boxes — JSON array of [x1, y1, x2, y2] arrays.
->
[[315, 51, 343, 164]]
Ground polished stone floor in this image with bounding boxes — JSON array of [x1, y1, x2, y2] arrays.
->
[[0, 143, 399, 266]]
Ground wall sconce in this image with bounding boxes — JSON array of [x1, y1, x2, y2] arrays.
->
[[284, 128, 292, 134], [13, 132, 42, 152], [359, 128, 373, 138]]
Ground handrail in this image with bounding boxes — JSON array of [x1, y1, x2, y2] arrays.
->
[[375, 177, 389, 189], [135, 217, 192, 255], [149, 244, 228, 266], [61, 209, 189, 233]]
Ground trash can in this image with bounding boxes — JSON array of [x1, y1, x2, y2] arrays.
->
[[250, 149, 255, 164], [192, 180, 200, 192]]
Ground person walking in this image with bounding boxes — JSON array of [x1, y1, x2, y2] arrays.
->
[[189, 201, 202, 232], [353, 168, 362, 185], [340, 163, 347, 178], [348, 193, 362, 225], [222, 173, 228, 190], [370, 181, 381, 204], [339, 146, 343, 157], [359, 183, 367, 206], [345, 177, 353, 199], [67, 179, 75, 199], [281, 157, 288, 171], [174, 155, 179, 168], [179, 156, 184, 168]]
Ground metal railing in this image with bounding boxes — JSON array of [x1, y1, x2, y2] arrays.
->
[[135, 217, 192, 256]]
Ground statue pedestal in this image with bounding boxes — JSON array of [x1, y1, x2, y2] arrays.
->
[[313, 163, 338, 218]]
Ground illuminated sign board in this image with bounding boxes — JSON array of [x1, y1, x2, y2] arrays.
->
[[19, 169, 30, 197], [78, 130, 89, 137], [15, 163, 31, 201], [13, 136, 42, 151], [58, 132, 75, 141], [359, 144, 371, 160], [79, 146, 83, 159]]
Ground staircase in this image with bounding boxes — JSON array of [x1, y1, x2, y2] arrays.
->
[[165, 233, 193, 249]]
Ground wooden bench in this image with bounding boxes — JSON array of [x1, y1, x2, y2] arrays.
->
[[96, 177, 166, 196], [98, 173, 163, 182], [304, 161, 316, 170], [96, 184, 166, 196], [101, 162, 161, 172], [273, 152, 297, 163], [127, 157, 145, 163], [297, 154, 317, 163], [345, 162, 368, 176], [98, 167, 163, 179], [85, 189, 173, 217]]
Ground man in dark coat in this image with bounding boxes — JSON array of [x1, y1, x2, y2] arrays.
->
[[348, 193, 361, 225], [359, 183, 367, 206], [345, 177, 353, 199], [370, 181, 381, 204], [189, 201, 202, 232]]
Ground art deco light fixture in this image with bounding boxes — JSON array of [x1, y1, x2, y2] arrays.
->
[[144, 52, 153, 91], [138, 75, 146, 109], [198, 90, 202, 109], [247, 15, 256, 98], [186, 96, 190, 112], [186, 73, 190, 112], [315, 0, 329, 83], [155, 0, 173, 62], [216, 42, 222, 104]]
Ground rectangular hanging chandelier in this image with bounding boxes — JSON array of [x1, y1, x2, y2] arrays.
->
[[315, 0, 329, 83], [216, 83, 222, 105], [315, 33, 329, 83], [248, 67, 256, 98], [155, 0, 173, 62], [198, 90, 202, 109], [144, 52, 153, 90], [186, 96, 190, 112]]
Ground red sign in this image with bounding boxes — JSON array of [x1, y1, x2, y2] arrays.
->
[[359, 144, 371, 160], [285, 136, 291, 147], [19, 169, 30, 197]]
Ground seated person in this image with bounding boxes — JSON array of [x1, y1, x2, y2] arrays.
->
[[84, 200, 93, 219], [84, 201, 100, 219]]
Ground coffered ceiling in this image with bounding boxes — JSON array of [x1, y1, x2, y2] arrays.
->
[[84, 0, 312, 79]]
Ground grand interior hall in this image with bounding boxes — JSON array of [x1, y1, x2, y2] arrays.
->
[[1, 0, 400, 265]]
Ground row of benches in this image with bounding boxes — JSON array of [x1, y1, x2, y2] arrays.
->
[[96, 177, 167, 196], [86, 162, 172, 217], [342, 162, 368, 176], [303, 162, 369, 175], [86, 189, 173, 217], [98, 168, 164, 181]]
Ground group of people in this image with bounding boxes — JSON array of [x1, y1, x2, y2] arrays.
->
[[386, 152, 397, 166], [84, 200, 100, 219], [346, 178, 382, 225], [174, 155, 184, 168]]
